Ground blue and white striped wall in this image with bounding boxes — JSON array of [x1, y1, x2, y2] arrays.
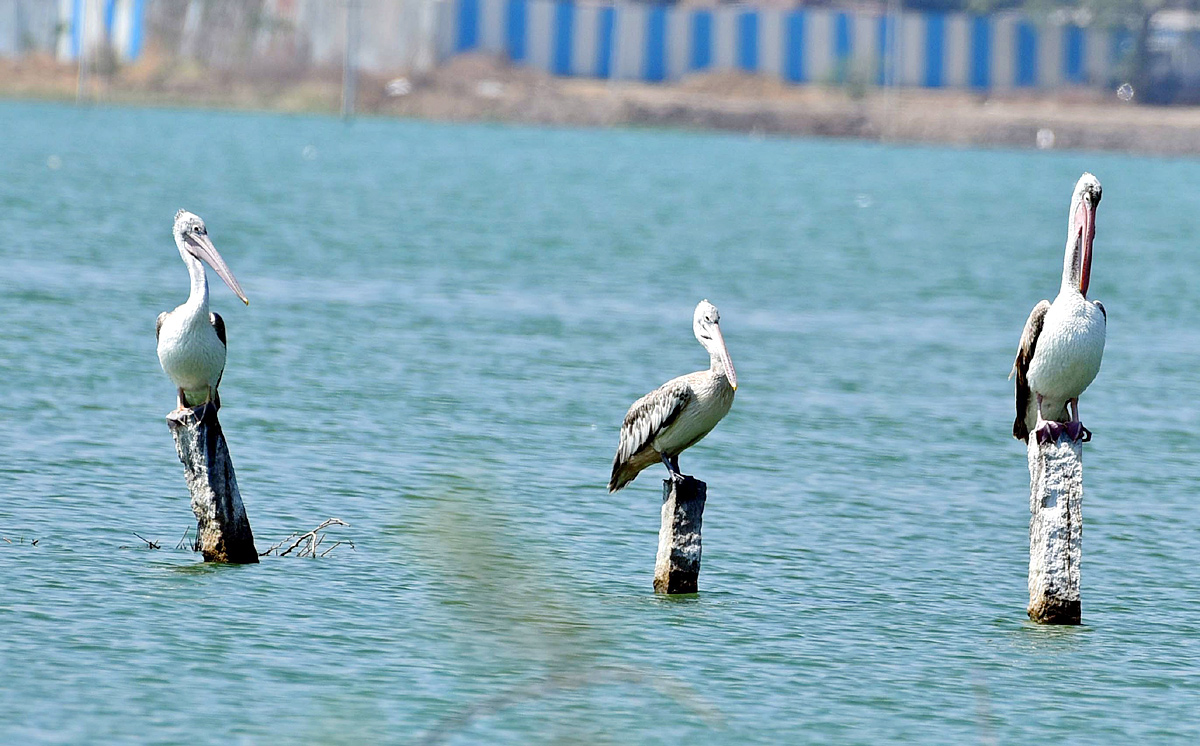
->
[[56, 0, 146, 63], [441, 1, 1133, 90]]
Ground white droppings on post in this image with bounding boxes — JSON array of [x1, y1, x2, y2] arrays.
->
[[1026, 434, 1083, 624]]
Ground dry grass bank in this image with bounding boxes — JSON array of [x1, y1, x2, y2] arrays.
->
[[6, 50, 1200, 155]]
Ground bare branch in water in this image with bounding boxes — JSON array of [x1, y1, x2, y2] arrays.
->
[[260, 533, 298, 556], [175, 526, 196, 551], [260, 519, 350, 558], [319, 540, 354, 557], [131, 532, 161, 549], [1, 535, 39, 546]]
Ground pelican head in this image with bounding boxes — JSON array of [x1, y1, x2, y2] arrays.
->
[[694, 299, 737, 390], [1064, 173, 1102, 297], [173, 209, 248, 305]]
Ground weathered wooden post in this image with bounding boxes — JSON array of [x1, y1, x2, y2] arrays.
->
[[167, 407, 258, 564], [1026, 433, 1083, 624], [654, 476, 706, 594]]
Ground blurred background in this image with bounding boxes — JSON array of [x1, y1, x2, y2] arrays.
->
[[5, 0, 1200, 151]]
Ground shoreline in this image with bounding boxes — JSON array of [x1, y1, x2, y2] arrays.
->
[[6, 52, 1200, 156]]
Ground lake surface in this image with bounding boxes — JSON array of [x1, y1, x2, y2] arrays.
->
[[3, 101, 1200, 743]]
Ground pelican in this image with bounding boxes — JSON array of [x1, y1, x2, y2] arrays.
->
[[608, 300, 737, 492], [1011, 173, 1106, 444], [156, 210, 248, 418]]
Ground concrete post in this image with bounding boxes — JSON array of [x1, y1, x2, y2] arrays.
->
[[167, 407, 258, 564], [654, 476, 706, 594], [1026, 433, 1083, 624]]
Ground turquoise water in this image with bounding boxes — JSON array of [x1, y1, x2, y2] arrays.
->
[[3, 101, 1200, 743]]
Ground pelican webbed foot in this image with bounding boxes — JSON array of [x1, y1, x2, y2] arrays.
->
[[177, 387, 219, 424], [661, 452, 688, 483], [1065, 399, 1091, 442], [1065, 421, 1092, 442], [1034, 420, 1091, 444], [195, 388, 219, 424], [193, 400, 218, 425], [1034, 420, 1065, 445]]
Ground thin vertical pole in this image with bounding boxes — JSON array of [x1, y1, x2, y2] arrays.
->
[[342, 0, 360, 120], [607, 2, 619, 86], [76, 0, 89, 104], [883, 0, 900, 139]]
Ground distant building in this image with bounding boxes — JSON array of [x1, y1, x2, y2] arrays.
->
[[444, 0, 1134, 91]]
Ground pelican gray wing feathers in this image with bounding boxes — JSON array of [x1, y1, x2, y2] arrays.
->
[[1011, 299, 1050, 442], [610, 379, 693, 492]]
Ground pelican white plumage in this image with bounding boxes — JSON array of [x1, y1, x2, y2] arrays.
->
[[156, 210, 248, 417], [608, 300, 737, 492], [1011, 173, 1106, 444]]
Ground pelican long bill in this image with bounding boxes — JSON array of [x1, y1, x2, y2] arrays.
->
[[1076, 196, 1095, 297], [711, 324, 737, 390], [185, 232, 249, 305]]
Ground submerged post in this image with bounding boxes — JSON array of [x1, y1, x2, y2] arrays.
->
[[654, 476, 706, 594], [167, 408, 258, 563], [1026, 434, 1083, 624]]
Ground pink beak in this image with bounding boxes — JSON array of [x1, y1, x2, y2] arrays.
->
[[1075, 198, 1095, 297]]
